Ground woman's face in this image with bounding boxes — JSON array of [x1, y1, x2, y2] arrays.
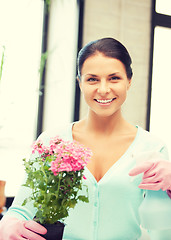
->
[[79, 53, 132, 118]]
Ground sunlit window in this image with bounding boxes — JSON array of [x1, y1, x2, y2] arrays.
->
[[0, 0, 44, 196], [150, 26, 171, 156], [156, 0, 171, 16], [0, 0, 79, 197], [42, 0, 79, 130]]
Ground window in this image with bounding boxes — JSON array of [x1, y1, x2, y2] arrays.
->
[[150, 27, 171, 155], [149, 0, 171, 156], [0, 0, 80, 197], [42, 0, 79, 131], [156, 0, 171, 16], [0, 0, 44, 196]]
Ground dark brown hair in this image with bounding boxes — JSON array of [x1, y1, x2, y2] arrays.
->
[[77, 37, 133, 79]]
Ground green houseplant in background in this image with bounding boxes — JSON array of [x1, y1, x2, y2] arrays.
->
[[22, 135, 92, 240], [44, 0, 51, 12], [0, 46, 5, 82]]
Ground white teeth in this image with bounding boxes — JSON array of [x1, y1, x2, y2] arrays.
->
[[96, 99, 113, 103]]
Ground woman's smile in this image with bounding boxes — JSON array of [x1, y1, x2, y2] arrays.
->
[[94, 98, 116, 105]]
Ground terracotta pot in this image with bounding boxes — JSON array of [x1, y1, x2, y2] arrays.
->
[[39, 221, 65, 240]]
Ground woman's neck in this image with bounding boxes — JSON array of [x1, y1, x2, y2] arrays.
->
[[84, 109, 130, 136]]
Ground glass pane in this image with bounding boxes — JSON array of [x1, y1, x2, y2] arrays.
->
[[150, 26, 171, 156], [156, 0, 171, 16], [0, 0, 43, 196], [43, 0, 79, 130]]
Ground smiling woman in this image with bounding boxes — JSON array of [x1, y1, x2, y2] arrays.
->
[[77, 38, 132, 121], [1, 37, 171, 240], [78, 54, 131, 119]]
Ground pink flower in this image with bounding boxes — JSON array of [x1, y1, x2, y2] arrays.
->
[[31, 140, 44, 154], [32, 135, 92, 176]]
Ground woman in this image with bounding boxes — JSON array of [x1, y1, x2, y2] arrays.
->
[[0, 38, 171, 240]]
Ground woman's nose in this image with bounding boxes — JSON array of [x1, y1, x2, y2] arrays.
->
[[97, 81, 110, 95]]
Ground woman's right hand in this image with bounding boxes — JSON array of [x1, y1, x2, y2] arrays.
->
[[0, 216, 47, 240]]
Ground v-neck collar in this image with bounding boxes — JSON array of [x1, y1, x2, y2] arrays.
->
[[69, 122, 140, 185]]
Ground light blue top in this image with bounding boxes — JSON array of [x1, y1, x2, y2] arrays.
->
[[5, 123, 171, 240]]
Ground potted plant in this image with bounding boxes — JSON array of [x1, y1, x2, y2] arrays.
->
[[22, 135, 92, 240]]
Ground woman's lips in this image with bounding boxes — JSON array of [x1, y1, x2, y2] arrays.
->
[[94, 98, 116, 104]]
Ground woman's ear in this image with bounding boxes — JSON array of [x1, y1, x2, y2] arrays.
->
[[77, 76, 82, 91], [127, 78, 132, 90]]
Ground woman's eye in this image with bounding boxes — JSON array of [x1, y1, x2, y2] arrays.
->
[[87, 78, 98, 82], [110, 76, 120, 81]]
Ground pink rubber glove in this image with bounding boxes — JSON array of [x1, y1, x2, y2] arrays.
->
[[0, 216, 47, 240], [129, 160, 171, 192]]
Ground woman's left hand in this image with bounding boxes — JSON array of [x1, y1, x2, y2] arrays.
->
[[129, 160, 171, 192]]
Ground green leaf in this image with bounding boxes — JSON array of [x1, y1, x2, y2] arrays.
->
[[78, 195, 89, 203], [0, 46, 5, 82]]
